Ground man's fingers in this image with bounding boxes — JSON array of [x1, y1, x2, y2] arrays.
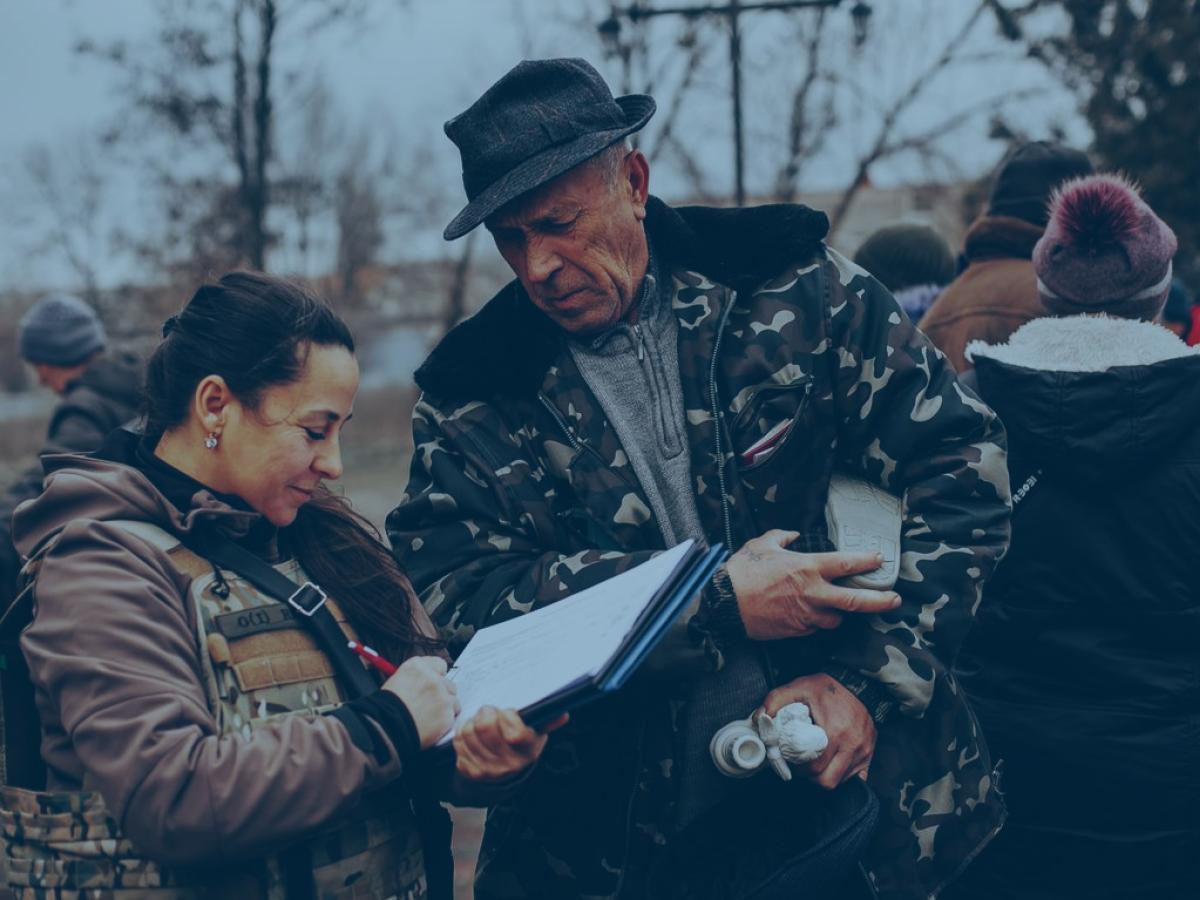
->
[[806, 608, 844, 631], [812, 550, 887, 579], [818, 584, 901, 615], [761, 529, 801, 549], [808, 749, 849, 789], [762, 685, 808, 716]]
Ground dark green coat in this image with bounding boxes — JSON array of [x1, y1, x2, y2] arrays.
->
[[0, 352, 142, 604], [388, 200, 1012, 900]]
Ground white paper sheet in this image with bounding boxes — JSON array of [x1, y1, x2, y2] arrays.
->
[[437, 541, 694, 745]]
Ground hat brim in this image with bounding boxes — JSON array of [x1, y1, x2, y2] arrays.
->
[[443, 94, 656, 241]]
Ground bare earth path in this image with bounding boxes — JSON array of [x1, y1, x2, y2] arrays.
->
[[340, 452, 485, 900]]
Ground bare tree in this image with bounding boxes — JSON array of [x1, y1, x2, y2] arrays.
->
[[76, 0, 377, 276], [21, 139, 109, 308], [275, 76, 340, 275], [773, 11, 835, 201], [231, 0, 276, 269], [824, 0, 1045, 237], [334, 134, 386, 305]]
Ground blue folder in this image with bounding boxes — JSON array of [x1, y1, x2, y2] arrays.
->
[[521, 542, 728, 729]]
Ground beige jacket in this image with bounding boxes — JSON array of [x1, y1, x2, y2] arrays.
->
[[918, 214, 1047, 372], [12, 452, 433, 865]]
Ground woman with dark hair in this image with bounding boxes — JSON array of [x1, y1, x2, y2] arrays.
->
[[3, 272, 552, 899]]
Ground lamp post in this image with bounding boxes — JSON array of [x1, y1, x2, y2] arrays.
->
[[598, 0, 873, 207]]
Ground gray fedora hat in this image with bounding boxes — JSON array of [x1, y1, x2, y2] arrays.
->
[[443, 57, 655, 240]]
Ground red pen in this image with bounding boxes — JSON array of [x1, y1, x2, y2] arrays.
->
[[347, 640, 398, 677]]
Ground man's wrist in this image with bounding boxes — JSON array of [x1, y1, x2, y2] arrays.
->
[[702, 565, 746, 640]]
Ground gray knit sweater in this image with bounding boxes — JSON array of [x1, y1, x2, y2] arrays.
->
[[568, 253, 705, 548]]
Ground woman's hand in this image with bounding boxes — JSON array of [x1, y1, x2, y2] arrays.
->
[[454, 707, 568, 782], [382, 657, 460, 750]]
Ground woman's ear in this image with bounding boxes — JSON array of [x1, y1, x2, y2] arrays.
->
[[194, 375, 232, 437]]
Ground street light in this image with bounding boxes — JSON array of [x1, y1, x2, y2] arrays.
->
[[597, 1, 873, 206]]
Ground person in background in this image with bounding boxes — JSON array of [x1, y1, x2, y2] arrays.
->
[[949, 175, 1198, 900], [853, 223, 956, 322], [0, 294, 142, 605], [4, 273, 553, 899], [919, 141, 1093, 370], [1161, 276, 1198, 344]]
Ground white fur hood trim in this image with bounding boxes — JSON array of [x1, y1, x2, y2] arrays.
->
[[965, 314, 1200, 373]]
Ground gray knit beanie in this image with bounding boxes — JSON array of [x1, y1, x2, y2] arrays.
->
[[1034, 174, 1177, 321], [18, 294, 107, 366]]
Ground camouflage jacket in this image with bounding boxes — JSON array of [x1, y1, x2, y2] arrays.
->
[[388, 198, 1012, 900]]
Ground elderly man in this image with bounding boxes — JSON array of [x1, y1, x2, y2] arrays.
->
[[389, 59, 1010, 900]]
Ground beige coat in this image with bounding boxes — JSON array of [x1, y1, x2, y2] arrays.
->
[[12, 451, 435, 865], [918, 214, 1047, 372]]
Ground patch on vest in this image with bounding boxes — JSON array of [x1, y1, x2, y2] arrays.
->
[[213, 601, 299, 639]]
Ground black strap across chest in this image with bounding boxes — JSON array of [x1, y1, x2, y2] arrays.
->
[[188, 532, 379, 700]]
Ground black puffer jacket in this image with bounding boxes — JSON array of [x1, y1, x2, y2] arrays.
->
[[952, 314, 1200, 900], [0, 352, 143, 603]]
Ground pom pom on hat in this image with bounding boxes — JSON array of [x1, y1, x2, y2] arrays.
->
[[1033, 174, 1177, 321]]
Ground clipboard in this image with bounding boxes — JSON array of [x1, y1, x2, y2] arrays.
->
[[439, 540, 728, 743]]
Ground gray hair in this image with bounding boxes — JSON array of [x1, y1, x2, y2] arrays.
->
[[584, 138, 634, 187]]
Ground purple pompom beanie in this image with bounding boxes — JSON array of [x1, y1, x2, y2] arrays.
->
[[1034, 174, 1177, 321]]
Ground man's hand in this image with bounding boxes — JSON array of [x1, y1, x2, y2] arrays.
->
[[724, 529, 901, 640], [454, 708, 569, 782], [762, 674, 876, 789]]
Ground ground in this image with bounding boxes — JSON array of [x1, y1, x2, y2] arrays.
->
[[340, 446, 486, 900]]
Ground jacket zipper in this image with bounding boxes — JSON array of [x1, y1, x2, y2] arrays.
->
[[709, 294, 738, 551], [633, 323, 645, 361], [538, 392, 582, 451]]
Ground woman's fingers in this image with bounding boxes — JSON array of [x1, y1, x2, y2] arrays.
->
[[455, 707, 553, 781]]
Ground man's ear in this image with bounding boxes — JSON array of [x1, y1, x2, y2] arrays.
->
[[626, 149, 650, 221], [194, 375, 232, 435]]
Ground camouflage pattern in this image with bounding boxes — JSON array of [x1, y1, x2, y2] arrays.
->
[[3, 534, 427, 900], [388, 207, 1011, 899]]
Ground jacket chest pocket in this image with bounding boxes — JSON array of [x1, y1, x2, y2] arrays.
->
[[192, 572, 351, 737], [730, 379, 814, 471], [732, 379, 834, 534]]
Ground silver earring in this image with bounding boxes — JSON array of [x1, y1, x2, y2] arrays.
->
[[204, 433, 219, 450]]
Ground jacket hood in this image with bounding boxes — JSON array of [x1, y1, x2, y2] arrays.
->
[[75, 351, 144, 407], [12, 439, 260, 559], [414, 196, 829, 403], [967, 315, 1200, 480]]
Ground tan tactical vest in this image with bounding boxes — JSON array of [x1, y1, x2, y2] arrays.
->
[[1, 521, 427, 900]]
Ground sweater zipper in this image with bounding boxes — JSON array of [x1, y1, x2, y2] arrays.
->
[[709, 294, 738, 551], [633, 323, 645, 361]]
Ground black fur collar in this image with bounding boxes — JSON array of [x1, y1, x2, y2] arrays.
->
[[414, 196, 829, 403]]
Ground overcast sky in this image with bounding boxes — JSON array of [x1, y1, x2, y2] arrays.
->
[[1, 0, 1089, 290]]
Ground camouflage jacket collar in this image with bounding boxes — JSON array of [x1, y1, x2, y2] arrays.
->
[[414, 197, 830, 404]]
